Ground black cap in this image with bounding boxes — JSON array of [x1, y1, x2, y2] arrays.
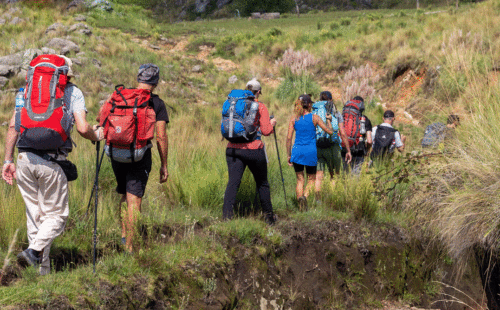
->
[[320, 91, 332, 101], [383, 110, 395, 118], [299, 94, 312, 104]]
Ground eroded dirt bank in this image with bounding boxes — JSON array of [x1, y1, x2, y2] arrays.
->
[[4, 220, 485, 309]]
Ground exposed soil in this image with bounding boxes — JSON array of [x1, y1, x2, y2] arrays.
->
[[4, 219, 485, 310]]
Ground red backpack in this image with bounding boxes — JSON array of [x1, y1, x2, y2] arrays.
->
[[99, 85, 156, 163], [341, 99, 365, 151], [15, 54, 72, 150]]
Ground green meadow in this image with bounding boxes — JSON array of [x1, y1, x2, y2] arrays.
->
[[0, 0, 498, 308]]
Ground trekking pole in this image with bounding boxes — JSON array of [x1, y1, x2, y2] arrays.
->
[[271, 116, 288, 208], [93, 140, 100, 274], [84, 148, 105, 220]]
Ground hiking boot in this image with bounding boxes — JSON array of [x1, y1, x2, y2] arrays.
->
[[17, 248, 41, 268], [265, 213, 277, 226], [298, 196, 308, 211]]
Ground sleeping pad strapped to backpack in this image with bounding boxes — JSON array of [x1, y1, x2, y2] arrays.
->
[[312, 100, 340, 148], [99, 85, 156, 163], [15, 54, 72, 150], [221, 89, 259, 143], [421, 122, 447, 148], [341, 99, 365, 152]]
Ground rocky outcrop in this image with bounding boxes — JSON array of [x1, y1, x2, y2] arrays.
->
[[46, 23, 67, 34], [68, 23, 93, 36], [46, 38, 80, 55]]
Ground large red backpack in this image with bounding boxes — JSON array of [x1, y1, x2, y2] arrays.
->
[[15, 54, 72, 150], [341, 99, 365, 151], [99, 85, 156, 163]]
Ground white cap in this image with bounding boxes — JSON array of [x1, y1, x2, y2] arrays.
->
[[246, 78, 261, 93], [58, 55, 74, 77]]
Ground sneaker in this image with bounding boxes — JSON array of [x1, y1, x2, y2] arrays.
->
[[298, 196, 308, 211], [17, 248, 41, 268]]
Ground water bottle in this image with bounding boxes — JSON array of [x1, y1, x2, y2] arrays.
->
[[359, 116, 366, 135], [15, 88, 25, 112]]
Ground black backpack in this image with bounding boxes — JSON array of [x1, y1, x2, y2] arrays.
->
[[371, 126, 398, 158]]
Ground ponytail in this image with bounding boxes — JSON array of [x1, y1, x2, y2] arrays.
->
[[293, 99, 312, 119]]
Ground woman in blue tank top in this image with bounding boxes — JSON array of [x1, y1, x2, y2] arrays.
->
[[286, 94, 333, 211]]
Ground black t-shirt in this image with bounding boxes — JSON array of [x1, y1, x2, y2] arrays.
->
[[151, 94, 169, 123]]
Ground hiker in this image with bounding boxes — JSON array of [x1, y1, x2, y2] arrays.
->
[[286, 94, 334, 211], [341, 96, 372, 174], [2, 55, 103, 275], [371, 110, 406, 160], [98, 63, 169, 253], [221, 78, 277, 225], [312, 91, 352, 198], [421, 114, 460, 148]]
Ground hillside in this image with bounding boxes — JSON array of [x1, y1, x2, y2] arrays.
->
[[0, 0, 499, 309]]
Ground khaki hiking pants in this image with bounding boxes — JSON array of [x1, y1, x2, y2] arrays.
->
[[16, 152, 69, 275]]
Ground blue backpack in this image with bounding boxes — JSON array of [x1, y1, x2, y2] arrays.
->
[[312, 100, 341, 148], [221, 89, 259, 143]]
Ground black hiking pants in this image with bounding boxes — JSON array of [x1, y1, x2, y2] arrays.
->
[[223, 148, 273, 220]]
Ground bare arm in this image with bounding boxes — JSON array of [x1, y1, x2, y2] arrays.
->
[[397, 134, 406, 153], [156, 120, 168, 183], [74, 110, 101, 141], [366, 131, 373, 145], [313, 114, 333, 135], [286, 116, 295, 166], [338, 122, 352, 163], [2, 113, 18, 185]]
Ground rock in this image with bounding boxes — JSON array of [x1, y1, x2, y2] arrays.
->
[[228, 75, 238, 84], [74, 15, 86, 21], [21, 49, 42, 69], [17, 69, 26, 79], [46, 38, 80, 55], [68, 23, 92, 32], [0, 77, 8, 89], [70, 58, 82, 66], [2, 13, 12, 21], [160, 37, 176, 45], [68, 23, 93, 36], [216, 0, 231, 9], [92, 59, 102, 68], [67, 0, 84, 10], [46, 23, 66, 34], [41, 47, 56, 55], [0, 53, 22, 67], [9, 17, 21, 25], [149, 44, 160, 50], [8, 7, 19, 14], [194, 0, 210, 13], [262, 13, 280, 20], [191, 65, 202, 73], [0, 19, 5, 25], [76, 52, 86, 57], [0, 65, 13, 76], [1, 121, 8, 126], [251, 12, 261, 19]]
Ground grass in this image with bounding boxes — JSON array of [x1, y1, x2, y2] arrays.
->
[[0, 0, 497, 307]]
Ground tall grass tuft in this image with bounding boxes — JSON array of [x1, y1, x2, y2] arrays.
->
[[275, 48, 321, 104], [338, 64, 380, 103]]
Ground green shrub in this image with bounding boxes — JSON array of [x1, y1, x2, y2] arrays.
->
[[266, 27, 283, 37], [330, 22, 340, 30], [232, 0, 295, 16], [340, 18, 351, 26], [317, 21, 322, 30], [275, 74, 321, 104]]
